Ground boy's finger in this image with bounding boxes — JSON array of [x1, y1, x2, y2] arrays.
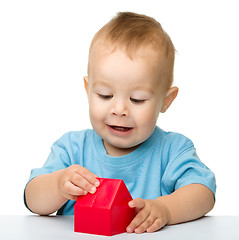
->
[[71, 173, 97, 194], [147, 218, 164, 233], [129, 198, 145, 210], [64, 181, 87, 197], [127, 207, 149, 233], [135, 216, 154, 234], [74, 165, 100, 188]]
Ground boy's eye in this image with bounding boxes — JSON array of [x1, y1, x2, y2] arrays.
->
[[98, 94, 113, 100], [130, 98, 145, 104]]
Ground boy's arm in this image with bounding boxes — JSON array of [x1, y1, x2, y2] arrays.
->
[[127, 184, 215, 234], [25, 165, 100, 215], [160, 183, 215, 224], [25, 170, 67, 215]]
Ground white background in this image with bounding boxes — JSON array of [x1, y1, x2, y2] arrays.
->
[[0, 0, 238, 215]]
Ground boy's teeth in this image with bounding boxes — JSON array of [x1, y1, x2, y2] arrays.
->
[[111, 126, 130, 131]]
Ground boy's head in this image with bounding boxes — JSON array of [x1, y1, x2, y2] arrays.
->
[[88, 12, 175, 92], [84, 12, 178, 156]]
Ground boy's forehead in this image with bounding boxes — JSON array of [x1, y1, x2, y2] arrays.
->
[[89, 41, 163, 69], [88, 43, 168, 94], [89, 45, 162, 81], [90, 43, 114, 60]]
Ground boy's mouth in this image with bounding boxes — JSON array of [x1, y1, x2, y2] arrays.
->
[[110, 125, 132, 131], [107, 125, 133, 136]]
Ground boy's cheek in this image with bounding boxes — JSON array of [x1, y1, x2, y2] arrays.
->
[[89, 100, 104, 114]]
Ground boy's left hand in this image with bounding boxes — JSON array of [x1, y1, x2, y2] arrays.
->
[[127, 198, 171, 234]]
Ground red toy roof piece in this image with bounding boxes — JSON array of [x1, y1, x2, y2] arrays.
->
[[76, 178, 123, 209], [93, 178, 122, 209]]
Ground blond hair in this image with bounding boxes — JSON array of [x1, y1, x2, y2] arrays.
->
[[88, 12, 175, 90]]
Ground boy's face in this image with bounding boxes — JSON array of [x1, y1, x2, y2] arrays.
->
[[85, 45, 177, 156]]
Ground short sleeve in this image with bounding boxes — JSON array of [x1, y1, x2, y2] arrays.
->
[[27, 138, 72, 183], [162, 146, 216, 197]]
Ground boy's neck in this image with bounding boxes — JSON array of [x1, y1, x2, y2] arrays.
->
[[102, 140, 140, 157]]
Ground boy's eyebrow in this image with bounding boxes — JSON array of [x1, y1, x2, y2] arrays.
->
[[93, 82, 155, 96], [92, 80, 111, 88], [131, 86, 155, 94]]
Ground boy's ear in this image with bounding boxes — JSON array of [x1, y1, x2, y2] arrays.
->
[[84, 76, 89, 98], [161, 86, 179, 113]]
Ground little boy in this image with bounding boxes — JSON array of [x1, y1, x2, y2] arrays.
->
[[24, 12, 216, 234]]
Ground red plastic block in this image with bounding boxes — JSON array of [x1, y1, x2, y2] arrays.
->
[[74, 178, 135, 236]]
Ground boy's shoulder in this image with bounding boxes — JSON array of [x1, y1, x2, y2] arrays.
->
[[160, 128, 193, 143], [54, 129, 95, 146], [156, 126, 194, 153]]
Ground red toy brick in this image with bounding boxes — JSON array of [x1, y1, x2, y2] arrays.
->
[[74, 178, 135, 236]]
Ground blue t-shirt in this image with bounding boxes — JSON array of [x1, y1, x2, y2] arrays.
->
[[25, 126, 216, 215]]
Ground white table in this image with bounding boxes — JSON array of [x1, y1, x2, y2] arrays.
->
[[0, 215, 238, 240]]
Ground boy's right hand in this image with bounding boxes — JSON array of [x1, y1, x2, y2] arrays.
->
[[57, 165, 100, 201]]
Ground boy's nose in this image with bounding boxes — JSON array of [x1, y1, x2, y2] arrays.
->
[[111, 99, 128, 117]]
